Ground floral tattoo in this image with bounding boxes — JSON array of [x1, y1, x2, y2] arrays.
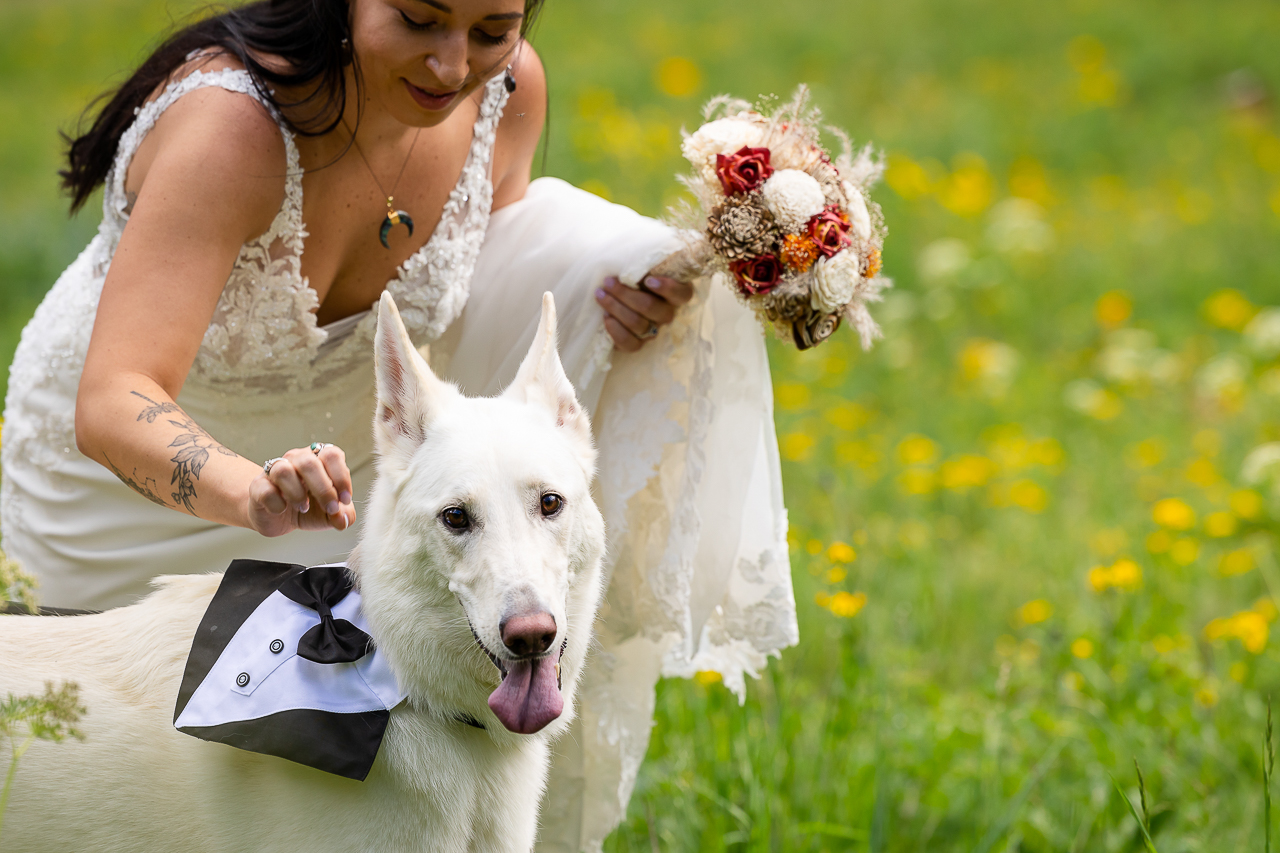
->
[[128, 391, 237, 513]]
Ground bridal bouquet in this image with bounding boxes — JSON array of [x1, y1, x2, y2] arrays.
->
[[672, 87, 888, 350]]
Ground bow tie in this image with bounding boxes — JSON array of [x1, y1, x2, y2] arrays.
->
[[279, 565, 374, 664]]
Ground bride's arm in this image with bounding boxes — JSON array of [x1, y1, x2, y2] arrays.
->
[[75, 87, 355, 536]]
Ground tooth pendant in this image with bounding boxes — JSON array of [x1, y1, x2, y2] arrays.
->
[[379, 197, 414, 249]]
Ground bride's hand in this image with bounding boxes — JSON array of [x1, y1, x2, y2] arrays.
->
[[596, 274, 694, 352], [248, 444, 357, 537]]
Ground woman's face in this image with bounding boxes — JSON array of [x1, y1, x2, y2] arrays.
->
[[349, 0, 525, 127]]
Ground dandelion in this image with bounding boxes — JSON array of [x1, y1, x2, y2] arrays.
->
[[1009, 479, 1049, 513], [1205, 610, 1268, 654], [1094, 290, 1133, 329], [824, 401, 870, 431], [885, 153, 933, 200], [827, 542, 857, 563], [1204, 511, 1237, 538], [960, 339, 1019, 397], [937, 153, 994, 217], [1127, 437, 1167, 469], [1196, 685, 1219, 708], [781, 431, 816, 461], [1017, 599, 1053, 625], [1170, 537, 1200, 566], [896, 434, 940, 466], [806, 539, 824, 555], [1146, 530, 1172, 554], [1030, 437, 1065, 467], [816, 590, 867, 618], [939, 454, 997, 490], [1218, 548, 1255, 576], [1185, 458, 1219, 488], [1231, 489, 1264, 520], [1152, 497, 1196, 530], [1255, 597, 1279, 622], [1071, 637, 1095, 659], [825, 566, 847, 583], [897, 468, 936, 495], [1202, 288, 1256, 330], [1088, 558, 1143, 592], [694, 670, 722, 685], [774, 383, 811, 412]]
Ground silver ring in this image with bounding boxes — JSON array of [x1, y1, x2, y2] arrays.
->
[[641, 321, 659, 340], [310, 442, 331, 455], [263, 457, 284, 476]]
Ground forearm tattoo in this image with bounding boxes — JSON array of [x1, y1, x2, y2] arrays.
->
[[116, 391, 238, 513]]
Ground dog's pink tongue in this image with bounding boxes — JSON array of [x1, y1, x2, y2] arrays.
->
[[488, 653, 563, 734]]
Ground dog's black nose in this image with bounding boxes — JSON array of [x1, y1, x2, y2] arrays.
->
[[500, 611, 557, 657]]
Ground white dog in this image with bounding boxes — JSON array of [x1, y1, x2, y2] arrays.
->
[[0, 292, 606, 852]]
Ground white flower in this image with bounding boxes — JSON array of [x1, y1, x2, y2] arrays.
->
[[681, 117, 766, 183], [761, 169, 826, 233], [1245, 307, 1280, 358], [811, 249, 861, 313], [843, 181, 872, 241]]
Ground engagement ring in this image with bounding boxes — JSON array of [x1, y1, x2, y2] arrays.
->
[[641, 321, 659, 340]]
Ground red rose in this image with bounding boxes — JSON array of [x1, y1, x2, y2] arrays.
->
[[729, 255, 782, 295], [807, 206, 853, 257], [715, 146, 774, 195]]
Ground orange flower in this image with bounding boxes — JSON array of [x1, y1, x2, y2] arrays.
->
[[864, 248, 882, 278], [780, 234, 820, 272]]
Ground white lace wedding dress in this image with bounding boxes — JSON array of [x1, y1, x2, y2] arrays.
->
[[1, 68, 797, 852]]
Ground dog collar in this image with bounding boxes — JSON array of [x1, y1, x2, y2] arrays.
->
[[173, 560, 406, 781]]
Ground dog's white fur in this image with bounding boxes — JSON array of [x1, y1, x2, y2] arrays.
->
[[0, 293, 606, 852]]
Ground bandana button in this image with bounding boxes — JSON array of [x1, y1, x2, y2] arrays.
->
[[236, 672, 250, 688], [270, 639, 284, 654]]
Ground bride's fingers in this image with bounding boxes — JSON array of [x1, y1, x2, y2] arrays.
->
[[603, 316, 643, 353], [269, 456, 310, 513], [287, 448, 342, 519], [596, 287, 661, 340], [601, 279, 675, 326], [641, 276, 694, 307]]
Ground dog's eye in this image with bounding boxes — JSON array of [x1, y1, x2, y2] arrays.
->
[[540, 493, 564, 517], [441, 506, 471, 530]]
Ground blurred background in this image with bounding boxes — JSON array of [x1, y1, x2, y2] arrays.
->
[[3, 0, 1280, 849]]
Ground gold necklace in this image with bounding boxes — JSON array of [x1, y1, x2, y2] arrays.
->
[[346, 123, 423, 249]]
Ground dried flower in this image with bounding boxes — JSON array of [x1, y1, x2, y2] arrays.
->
[[811, 249, 860, 313], [707, 193, 777, 260], [780, 234, 820, 272], [843, 181, 873, 241], [761, 169, 827, 233], [808, 206, 853, 257], [715, 146, 775, 195], [729, 255, 783, 295], [761, 277, 814, 324], [793, 311, 842, 350], [682, 116, 767, 183], [864, 247, 882, 278]]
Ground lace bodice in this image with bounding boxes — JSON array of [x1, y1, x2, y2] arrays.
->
[[100, 68, 511, 396]]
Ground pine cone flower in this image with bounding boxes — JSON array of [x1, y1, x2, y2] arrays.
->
[[707, 194, 778, 260], [780, 234, 820, 272]]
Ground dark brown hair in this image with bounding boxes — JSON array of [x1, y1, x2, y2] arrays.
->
[[60, 0, 544, 213]]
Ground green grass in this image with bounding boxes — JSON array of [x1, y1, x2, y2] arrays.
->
[[5, 0, 1280, 849]]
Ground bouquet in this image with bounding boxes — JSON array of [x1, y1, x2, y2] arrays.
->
[[671, 87, 888, 350]]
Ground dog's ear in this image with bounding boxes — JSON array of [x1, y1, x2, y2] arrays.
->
[[504, 292, 592, 446], [374, 292, 453, 466]]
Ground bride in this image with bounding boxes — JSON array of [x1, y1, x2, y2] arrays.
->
[[0, 0, 796, 848]]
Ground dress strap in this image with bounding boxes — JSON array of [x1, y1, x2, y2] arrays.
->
[[102, 67, 304, 250]]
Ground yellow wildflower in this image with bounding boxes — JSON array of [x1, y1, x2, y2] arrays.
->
[[1071, 638, 1095, 659], [694, 670, 722, 685], [1146, 530, 1172, 554], [1195, 685, 1219, 708], [1090, 528, 1128, 557], [775, 383, 811, 412], [825, 566, 847, 584], [885, 153, 933, 200], [1089, 558, 1143, 592], [825, 402, 870, 432], [1170, 537, 1200, 566], [816, 590, 867, 618], [1010, 479, 1049, 513], [1204, 511, 1237, 538], [897, 434, 940, 466], [1202, 288, 1256, 330], [1205, 610, 1269, 653], [1152, 497, 1196, 530], [806, 539, 824, 555], [1218, 548, 1255, 576], [939, 455, 998, 490], [655, 57, 702, 98], [1030, 437, 1065, 467], [1231, 489, 1264, 520], [1087, 565, 1111, 593], [1127, 437, 1166, 469], [1094, 290, 1133, 329], [827, 542, 857, 563], [937, 153, 994, 217], [1255, 597, 1279, 622], [781, 431, 816, 462], [1017, 599, 1053, 625], [1185, 458, 1219, 488]]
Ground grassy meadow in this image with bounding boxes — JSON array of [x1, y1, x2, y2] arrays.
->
[[4, 0, 1280, 849]]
